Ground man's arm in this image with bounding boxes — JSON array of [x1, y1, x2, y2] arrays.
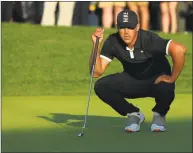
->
[[168, 40, 187, 82], [154, 40, 187, 84], [89, 42, 110, 78], [147, 32, 187, 84], [89, 28, 112, 78]]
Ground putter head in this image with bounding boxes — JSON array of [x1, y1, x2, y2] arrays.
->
[[77, 132, 84, 137]]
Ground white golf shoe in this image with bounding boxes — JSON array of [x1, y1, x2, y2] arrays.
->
[[124, 111, 145, 132], [151, 112, 166, 132]]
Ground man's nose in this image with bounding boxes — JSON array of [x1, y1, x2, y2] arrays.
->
[[124, 28, 129, 34]]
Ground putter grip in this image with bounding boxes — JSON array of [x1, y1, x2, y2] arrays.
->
[[93, 37, 100, 65]]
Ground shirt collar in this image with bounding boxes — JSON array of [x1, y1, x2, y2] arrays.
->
[[126, 46, 134, 51]]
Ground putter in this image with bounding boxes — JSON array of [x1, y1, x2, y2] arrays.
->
[[77, 36, 100, 137]]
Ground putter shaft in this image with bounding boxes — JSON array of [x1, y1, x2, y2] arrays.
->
[[81, 64, 95, 132], [78, 37, 99, 136]]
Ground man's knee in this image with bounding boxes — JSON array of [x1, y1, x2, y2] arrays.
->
[[155, 82, 175, 92], [94, 77, 111, 96], [94, 79, 101, 95]]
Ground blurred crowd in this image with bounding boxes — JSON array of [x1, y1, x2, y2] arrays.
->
[[1, 1, 193, 32]]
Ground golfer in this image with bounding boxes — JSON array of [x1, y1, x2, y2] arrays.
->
[[89, 10, 187, 132]]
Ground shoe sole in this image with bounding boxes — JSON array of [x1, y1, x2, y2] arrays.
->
[[125, 117, 145, 133], [151, 124, 166, 132], [125, 129, 140, 133], [151, 128, 166, 132]]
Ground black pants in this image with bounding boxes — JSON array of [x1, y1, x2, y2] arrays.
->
[[94, 72, 175, 117]]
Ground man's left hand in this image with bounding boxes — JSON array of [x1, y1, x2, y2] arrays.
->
[[154, 75, 174, 84]]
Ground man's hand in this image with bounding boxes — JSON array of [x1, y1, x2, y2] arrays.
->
[[154, 75, 174, 84], [92, 28, 104, 44]]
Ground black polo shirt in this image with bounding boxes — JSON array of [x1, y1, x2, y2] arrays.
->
[[100, 29, 172, 80]]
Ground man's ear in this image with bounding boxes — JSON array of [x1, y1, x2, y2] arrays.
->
[[136, 23, 140, 32]]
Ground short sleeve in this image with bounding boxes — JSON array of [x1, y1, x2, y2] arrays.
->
[[100, 37, 114, 62], [148, 33, 172, 56]]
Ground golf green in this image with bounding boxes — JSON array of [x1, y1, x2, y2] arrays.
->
[[2, 94, 192, 152], [2, 23, 192, 152]]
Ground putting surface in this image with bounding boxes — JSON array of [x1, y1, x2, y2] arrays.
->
[[2, 94, 192, 152]]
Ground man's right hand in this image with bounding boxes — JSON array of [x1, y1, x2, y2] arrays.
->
[[92, 28, 104, 44]]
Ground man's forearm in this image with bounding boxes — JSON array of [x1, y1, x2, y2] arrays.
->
[[89, 43, 102, 75], [170, 50, 186, 82]]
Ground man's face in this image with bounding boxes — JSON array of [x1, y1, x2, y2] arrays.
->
[[119, 26, 138, 44]]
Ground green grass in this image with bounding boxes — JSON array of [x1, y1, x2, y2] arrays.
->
[[2, 95, 192, 152], [2, 23, 192, 152], [2, 23, 192, 96]]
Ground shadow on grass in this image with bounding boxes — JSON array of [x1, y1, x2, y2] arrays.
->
[[2, 113, 192, 152], [38, 113, 128, 129], [38, 113, 192, 131]]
